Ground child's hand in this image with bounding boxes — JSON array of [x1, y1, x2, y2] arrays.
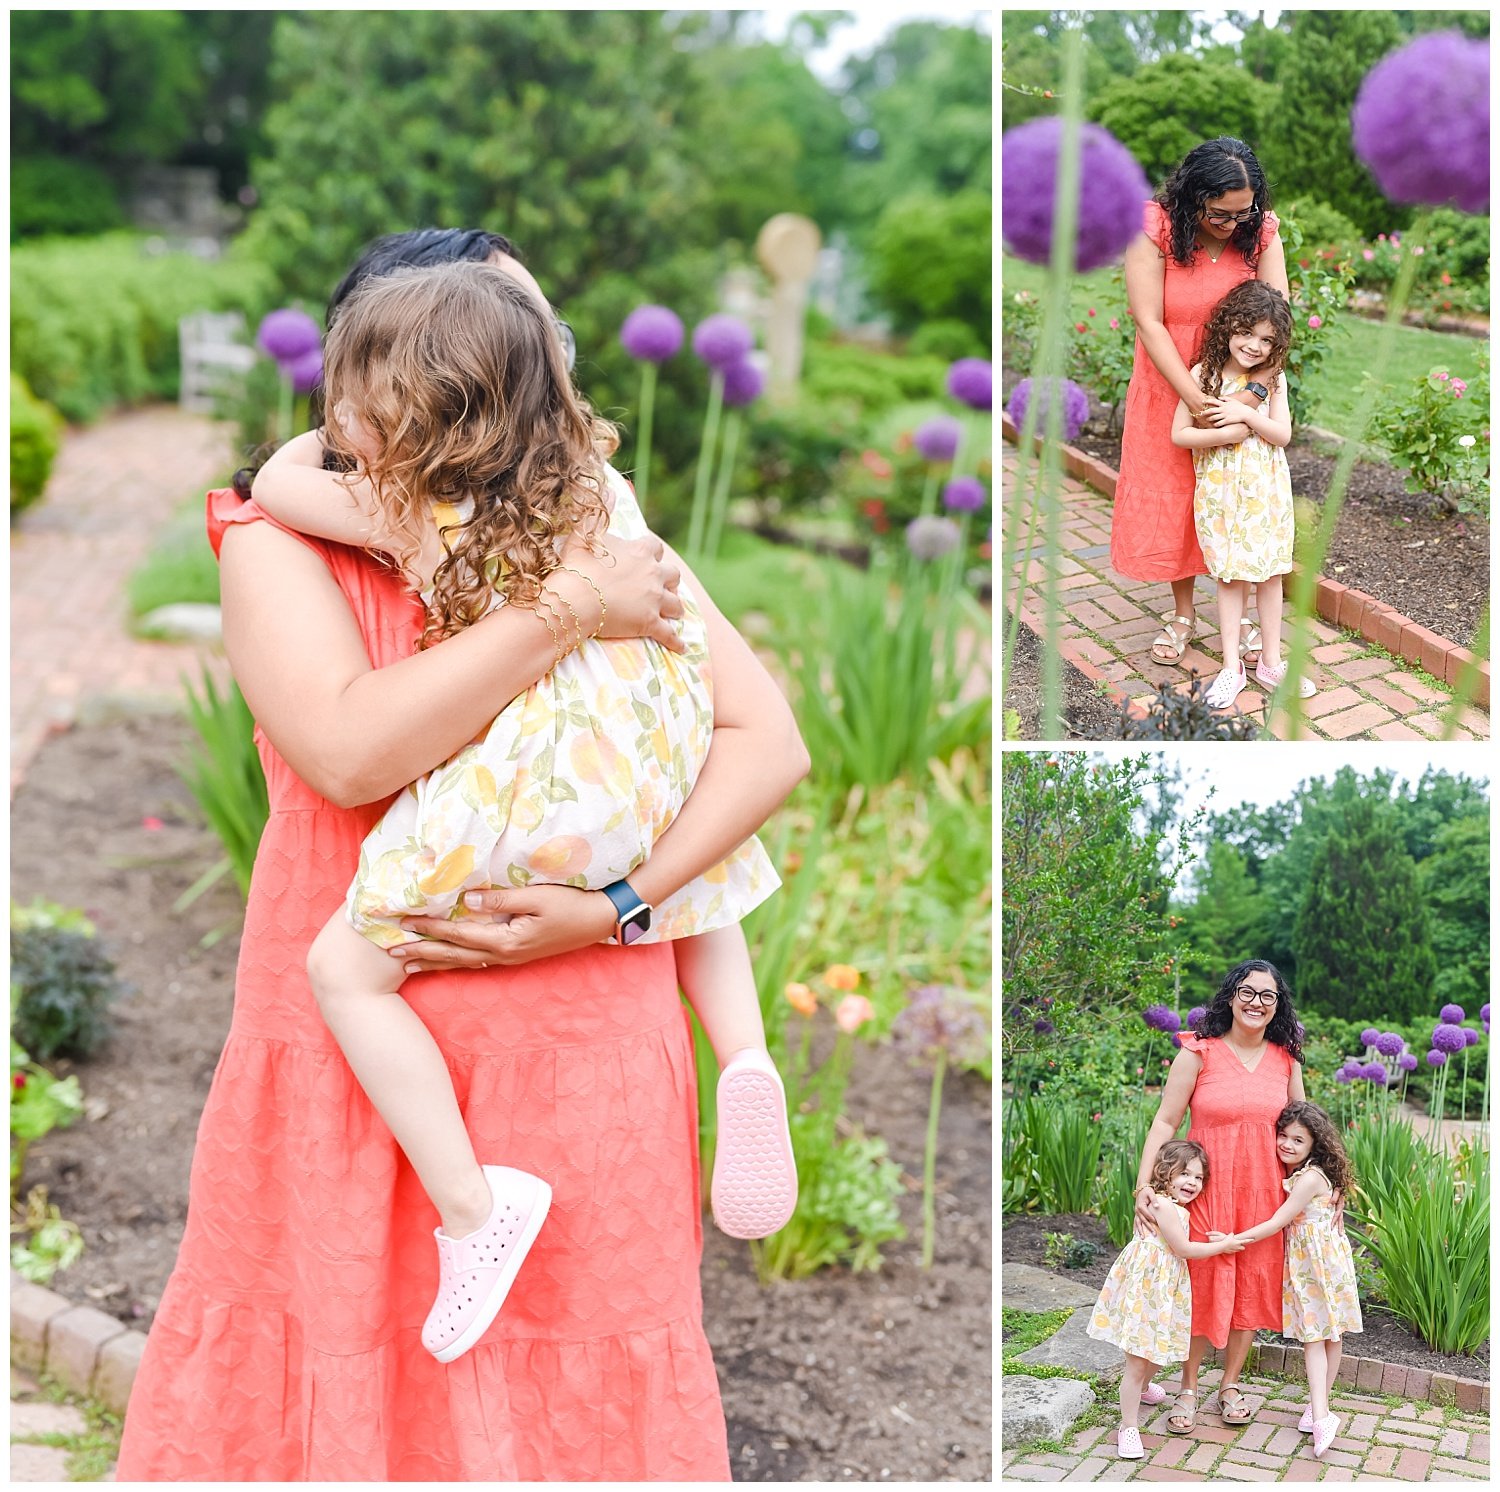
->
[[1217, 1233, 1248, 1254], [1200, 398, 1246, 428]]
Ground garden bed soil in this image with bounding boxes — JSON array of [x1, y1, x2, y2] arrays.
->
[[1002, 611, 1125, 741], [12, 711, 992, 1482], [1002, 1212, 1489, 1382]]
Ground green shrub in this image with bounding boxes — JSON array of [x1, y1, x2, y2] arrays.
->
[[127, 500, 221, 618], [10, 155, 127, 243], [1423, 208, 1490, 286], [907, 319, 985, 362], [11, 232, 276, 423], [866, 189, 991, 339], [1279, 197, 1360, 258], [802, 340, 950, 415], [739, 394, 865, 518], [10, 373, 64, 519], [10, 901, 126, 1060]]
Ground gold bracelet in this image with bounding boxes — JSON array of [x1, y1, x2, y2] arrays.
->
[[535, 590, 577, 663], [528, 596, 565, 663], [556, 565, 607, 638], [548, 586, 586, 651]]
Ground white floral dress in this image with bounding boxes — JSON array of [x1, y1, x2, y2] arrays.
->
[[346, 465, 779, 948], [1192, 372, 1294, 583], [1086, 1200, 1192, 1365], [1282, 1166, 1363, 1343]]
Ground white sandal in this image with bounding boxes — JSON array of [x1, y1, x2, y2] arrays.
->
[[1151, 614, 1195, 663]]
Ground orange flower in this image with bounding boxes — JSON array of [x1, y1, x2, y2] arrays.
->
[[835, 994, 875, 1034], [823, 964, 861, 991], [784, 982, 817, 1017]]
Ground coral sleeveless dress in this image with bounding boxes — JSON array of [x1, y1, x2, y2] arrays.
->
[[1086, 1199, 1192, 1365], [1176, 1032, 1292, 1348], [1112, 203, 1281, 582], [115, 492, 731, 1482], [1282, 1165, 1362, 1343]]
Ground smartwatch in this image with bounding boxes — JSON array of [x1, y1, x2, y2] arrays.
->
[[1244, 380, 1269, 402], [601, 878, 652, 946]]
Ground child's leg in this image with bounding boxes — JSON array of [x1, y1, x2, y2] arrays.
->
[[673, 924, 766, 1065], [1325, 1338, 1343, 1394], [1257, 574, 1284, 669], [1119, 1353, 1152, 1430], [1303, 1339, 1331, 1421], [1215, 578, 1247, 665], [306, 914, 491, 1239]]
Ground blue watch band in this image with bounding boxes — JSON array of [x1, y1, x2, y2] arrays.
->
[[601, 879, 651, 944]]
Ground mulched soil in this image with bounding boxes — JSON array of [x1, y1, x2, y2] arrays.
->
[[12, 710, 992, 1482], [1002, 1211, 1489, 1382], [1002, 611, 1125, 741], [1003, 369, 1489, 646]]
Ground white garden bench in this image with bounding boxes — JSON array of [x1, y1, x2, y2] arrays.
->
[[178, 311, 258, 415]]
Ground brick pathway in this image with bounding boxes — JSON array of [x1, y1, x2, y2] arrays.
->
[[1001, 446, 1490, 741], [10, 407, 236, 792], [1004, 1366, 1490, 1482], [10, 1367, 117, 1481]]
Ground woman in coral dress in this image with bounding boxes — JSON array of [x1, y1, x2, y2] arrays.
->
[[1113, 136, 1289, 666], [114, 231, 808, 1481], [1131, 959, 1306, 1433]]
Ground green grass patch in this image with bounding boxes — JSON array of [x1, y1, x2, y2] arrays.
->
[[1001, 1306, 1074, 1356], [16, 1374, 123, 1481], [127, 494, 221, 622]]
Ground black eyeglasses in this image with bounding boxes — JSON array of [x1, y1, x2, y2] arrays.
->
[[1202, 206, 1259, 227], [1234, 987, 1278, 1007], [554, 318, 576, 373]]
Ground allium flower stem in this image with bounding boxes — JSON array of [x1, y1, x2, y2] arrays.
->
[[634, 361, 659, 513], [1460, 1043, 1469, 1125], [703, 410, 742, 561], [276, 369, 294, 447], [1281, 214, 1428, 740], [687, 371, 725, 559], [918, 467, 941, 519], [920, 1050, 947, 1270]]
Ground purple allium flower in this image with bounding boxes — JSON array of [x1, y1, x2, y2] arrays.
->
[[720, 357, 766, 408], [287, 347, 323, 394], [1397, 1052, 1419, 1072], [1187, 1006, 1206, 1029], [913, 416, 963, 463], [1359, 1026, 1381, 1047], [1432, 1022, 1468, 1054], [1482, 1003, 1490, 1023], [905, 515, 961, 562], [1337, 1062, 1363, 1081], [892, 984, 989, 1065], [620, 305, 684, 363], [257, 308, 322, 363], [1352, 31, 1489, 214], [942, 475, 987, 513], [1427, 1049, 1447, 1067], [1440, 1003, 1466, 1024], [692, 314, 754, 370], [1334, 1069, 1352, 1085], [1033, 1017, 1055, 1035], [946, 358, 993, 412], [1464, 1027, 1479, 1047], [1374, 1031, 1405, 1057], [1362, 1062, 1389, 1086], [1142, 1004, 1181, 1034], [1006, 376, 1090, 444], [1002, 117, 1151, 272]]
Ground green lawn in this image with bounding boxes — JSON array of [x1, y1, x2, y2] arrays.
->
[[1001, 253, 1485, 445]]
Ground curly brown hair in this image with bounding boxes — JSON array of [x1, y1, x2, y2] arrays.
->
[[1150, 1139, 1210, 1197], [1275, 1101, 1355, 1200], [321, 260, 617, 646], [1194, 280, 1293, 400]]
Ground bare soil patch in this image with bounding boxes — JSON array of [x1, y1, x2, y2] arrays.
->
[[12, 711, 992, 1482], [1002, 614, 1124, 742]]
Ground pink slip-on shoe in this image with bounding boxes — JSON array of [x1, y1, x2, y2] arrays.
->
[[1311, 1412, 1340, 1458], [711, 1049, 798, 1239], [422, 1165, 552, 1364], [1140, 1381, 1168, 1406], [1117, 1426, 1144, 1460], [1298, 1406, 1314, 1433]]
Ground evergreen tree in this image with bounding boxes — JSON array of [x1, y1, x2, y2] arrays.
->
[[1292, 797, 1436, 1022], [1263, 10, 1403, 236], [1419, 815, 1489, 1007], [1178, 841, 1269, 985]]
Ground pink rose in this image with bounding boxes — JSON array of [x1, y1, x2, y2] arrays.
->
[[1437, 370, 1450, 380], [1109, 318, 1120, 330], [1363, 249, 1376, 261], [1307, 315, 1323, 329], [1414, 245, 1425, 256], [1087, 307, 1097, 317], [835, 994, 875, 1034], [1452, 379, 1468, 394]]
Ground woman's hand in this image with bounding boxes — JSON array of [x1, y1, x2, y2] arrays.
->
[[393, 886, 617, 971], [1134, 1186, 1160, 1236], [556, 533, 685, 653], [1200, 397, 1249, 428]]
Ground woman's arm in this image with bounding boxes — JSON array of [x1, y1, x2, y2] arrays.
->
[[219, 520, 684, 806], [251, 431, 387, 548], [1172, 396, 1251, 448], [1256, 230, 1291, 299], [1124, 232, 1211, 419], [1231, 379, 1292, 448], [1154, 1198, 1245, 1260], [1234, 1171, 1327, 1244], [1288, 1059, 1307, 1104], [1134, 1047, 1203, 1231], [392, 551, 811, 970]]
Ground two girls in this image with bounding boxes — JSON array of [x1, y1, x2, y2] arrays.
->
[[1171, 281, 1316, 709]]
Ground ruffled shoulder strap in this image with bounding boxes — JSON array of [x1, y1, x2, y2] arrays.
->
[[1257, 208, 1281, 253], [1175, 1031, 1213, 1058], [1143, 199, 1173, 254], [206, 487, 325, 561]]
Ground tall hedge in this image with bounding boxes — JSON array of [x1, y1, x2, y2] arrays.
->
[[11, 233, 276, 423], [10, 374, 64, 519]]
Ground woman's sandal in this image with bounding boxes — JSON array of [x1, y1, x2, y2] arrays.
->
[[1238, 619, 1262, 664], [1217, 1384, 1255, 1424], [1164, 1389, 1198, 1435], [1151, 615, 1195, 663]]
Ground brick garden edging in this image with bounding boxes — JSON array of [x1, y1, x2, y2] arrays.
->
[[1002, 415, 1491, 711], [1236, 1341, 1489, 1414], [11, 1270, 146, 1416]]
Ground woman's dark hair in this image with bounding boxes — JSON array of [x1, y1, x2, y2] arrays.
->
[[1275, 1101, 1354, 1200], [1195, 280, 1293, 398], [1191, 958, 1303, 1063], [1155, 136, 1272, 270], [231, 227, 523, 500]]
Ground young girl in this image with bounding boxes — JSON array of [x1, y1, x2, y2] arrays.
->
[[1225, 1102, 1361, 1459], [251, 260, 798, 1364], [1086, 1140, 1246, 1460], [1170, 281, 1315, 710]]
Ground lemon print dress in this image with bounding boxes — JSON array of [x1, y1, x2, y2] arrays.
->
[[1281, 1166, 1363, 1343], [1191, 372, 1294, 583], [1086, 1199, 1192, 1365], [346, 465, 778, 948]]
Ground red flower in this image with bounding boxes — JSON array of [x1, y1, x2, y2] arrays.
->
[[1075, 322, 1086, 333], [13, 1073, 27, 1091]]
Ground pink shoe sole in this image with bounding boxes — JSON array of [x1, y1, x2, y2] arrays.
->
[[711, 1052, 797, 1239], [422, 1165, 552, 1364]]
